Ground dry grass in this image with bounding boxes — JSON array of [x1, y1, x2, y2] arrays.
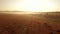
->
[[0, 12, 60, 34]]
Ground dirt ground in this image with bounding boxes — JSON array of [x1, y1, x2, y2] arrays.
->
[[0, 13, 60, 34]]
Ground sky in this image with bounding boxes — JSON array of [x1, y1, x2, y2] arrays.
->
[[0, 0, 60, 12]]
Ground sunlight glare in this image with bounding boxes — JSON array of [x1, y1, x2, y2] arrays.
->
[[16, 0, 56, 12]]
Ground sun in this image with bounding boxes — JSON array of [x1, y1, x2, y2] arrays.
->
[[15, 0, 56, 12]]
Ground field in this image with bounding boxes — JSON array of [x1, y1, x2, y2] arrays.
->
[[0, 12, 60, 34]]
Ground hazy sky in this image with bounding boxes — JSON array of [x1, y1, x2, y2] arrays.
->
[[0, 0, 60, 12]]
